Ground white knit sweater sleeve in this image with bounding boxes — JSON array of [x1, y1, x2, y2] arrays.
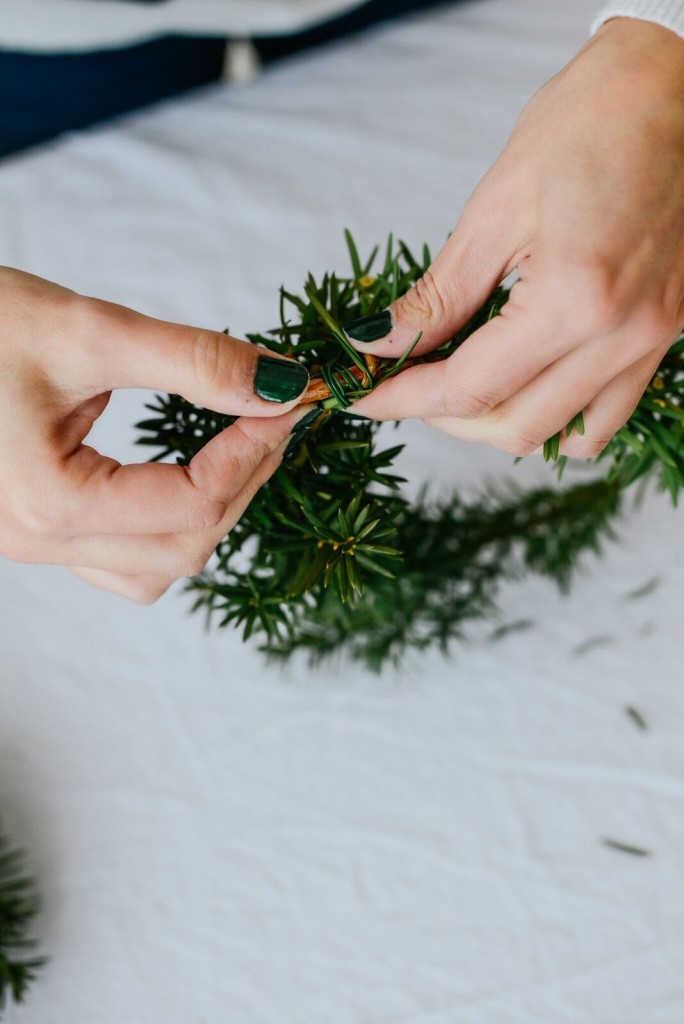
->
[[591, 0, 684, 37]]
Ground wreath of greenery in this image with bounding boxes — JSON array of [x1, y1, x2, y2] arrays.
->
[[136, 234, 684, 670], [7, 236, 678, 1009]]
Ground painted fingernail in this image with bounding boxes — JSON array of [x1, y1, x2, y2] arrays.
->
[[344, 309, 392, 343], [254, 356, 309, 403]]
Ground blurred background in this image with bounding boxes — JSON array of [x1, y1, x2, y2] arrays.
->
[[0, 0, 455, 158]]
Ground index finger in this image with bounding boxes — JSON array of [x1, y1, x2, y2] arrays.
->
[[31, 407, 307, 538], [351, 271, 582, 423]]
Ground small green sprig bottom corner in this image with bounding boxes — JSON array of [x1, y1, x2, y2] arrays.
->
[[0, 826, 45, 1012], [135, 233, 684, 670]]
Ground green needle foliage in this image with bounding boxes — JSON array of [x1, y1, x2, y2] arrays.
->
[[136, 234, 684, 669], [0, 827, 44, 1011]]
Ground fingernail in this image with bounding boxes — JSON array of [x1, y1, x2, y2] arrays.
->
[[344, 309, 392, 344], [254, 356, 309, 403]]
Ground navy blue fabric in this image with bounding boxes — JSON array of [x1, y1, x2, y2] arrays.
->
[[0, 0, 460, 158], [0, 35, 225, 158]]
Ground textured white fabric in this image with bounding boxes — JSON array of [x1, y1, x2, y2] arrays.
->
[[2, 1, 684, 1022], [592, 0, 684, 36], [0, 0, 363, 52]]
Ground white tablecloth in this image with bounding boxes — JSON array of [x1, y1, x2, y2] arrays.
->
[[2, 1, 684, 1021]]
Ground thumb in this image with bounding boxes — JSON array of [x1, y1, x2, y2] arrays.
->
[[67, 297, 310, 416], [343, 217, 513, 360]]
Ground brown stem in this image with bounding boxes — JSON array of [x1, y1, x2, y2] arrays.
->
[[295, 348, 453, 406], [298, 357, 381, 405]]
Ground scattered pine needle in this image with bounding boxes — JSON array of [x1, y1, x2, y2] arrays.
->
[[602, 838, 651, 858], [625, 706, 648, 732]]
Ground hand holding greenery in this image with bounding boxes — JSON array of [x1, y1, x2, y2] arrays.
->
[[136, 233, 684, 669]]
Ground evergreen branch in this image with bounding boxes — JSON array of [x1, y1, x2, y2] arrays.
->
[[0, 828, 45, 1011], [135, 234, 683, 669]]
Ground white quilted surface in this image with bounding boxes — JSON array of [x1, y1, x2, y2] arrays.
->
[[2, 1, 684, 1021]]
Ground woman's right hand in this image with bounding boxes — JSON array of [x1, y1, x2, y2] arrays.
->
[[0, 267, 311, 603]]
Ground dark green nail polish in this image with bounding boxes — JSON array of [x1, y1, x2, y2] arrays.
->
[[344, 309, 392, 343], [254, 356, 309, 403]]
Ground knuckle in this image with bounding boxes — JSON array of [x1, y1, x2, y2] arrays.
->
[[445, 385, 496, 420], [403, 268, 448, 325], [231, 420, 279, 462], [191, 497, 227, 531], [216, 452, 246, 486], [52, 289, 95, 336], [16, 499, 65, 539], [565, 434, 611, 458], [73, 293, 107, 330], [497, 423, 540, 457], [561, 266, 624, 337], [191, 330, 236, 393], [439, 367, 498, 419], [188, 425, 277, 498], [584, 437, 612, 457], [49, 293, 109, 374]]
